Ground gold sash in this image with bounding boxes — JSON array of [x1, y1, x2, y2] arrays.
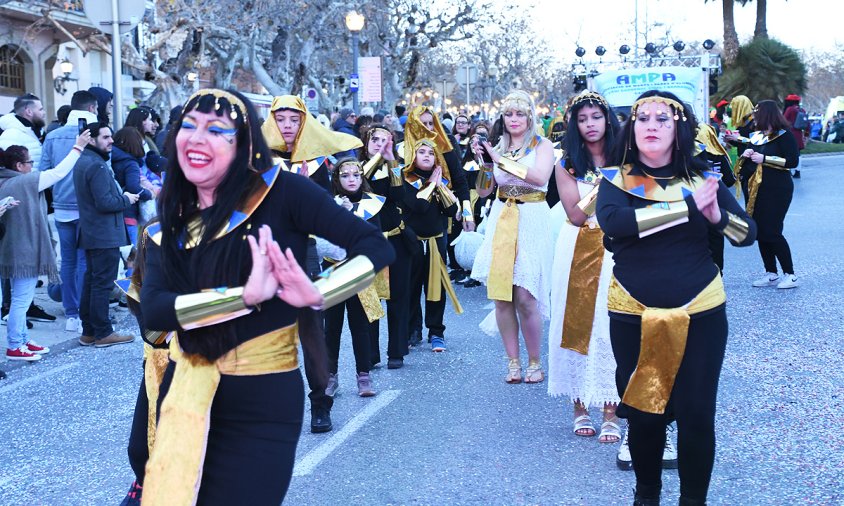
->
[[143, 345, 171, 456], [324, 258, 385, 321], [560, 225, 605, 355], [487, 188, 547, 302], [374, 267, 390, 300], [143, 325, 299, 506], [608, 275, 726, 414], [419, 234, 464, 314]]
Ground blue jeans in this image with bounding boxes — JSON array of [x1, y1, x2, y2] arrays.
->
[[80, 248, 119, 340], [6, 277, 37, 350], [56, 220, 87, 318]]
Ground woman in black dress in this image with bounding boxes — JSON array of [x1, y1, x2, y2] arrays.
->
[[597, 90, 756, 505], [139, 89, 393, 505]]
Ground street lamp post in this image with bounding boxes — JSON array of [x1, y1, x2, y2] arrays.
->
[[345, 11, 365, 114]]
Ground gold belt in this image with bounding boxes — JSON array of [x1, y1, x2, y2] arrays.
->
[[487, 189, 546, 301], [560, 225, 605, 354], [608, 275, 726, 414], [143, 324, 299, 505], [418, 234, 463, 314]]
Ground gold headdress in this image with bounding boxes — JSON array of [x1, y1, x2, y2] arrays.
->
[[336, 159, 363, 177], [730, 95, 754, 129], [260, 95, 362, 163], [404, 138, 451, 187], [631, 96, 687, 122], [570, 90, 609, 110], [183, 89, 249, 123], [402, 106, 453, 162]]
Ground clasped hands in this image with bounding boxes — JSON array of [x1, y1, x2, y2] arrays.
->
[[692, 177, 722, 225], [243, 225, 324, 308], [741, 149, 764, 164]]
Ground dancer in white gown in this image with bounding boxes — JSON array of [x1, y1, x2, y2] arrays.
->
[[471, 90, 555, 384], [547, 91, 623, 443]]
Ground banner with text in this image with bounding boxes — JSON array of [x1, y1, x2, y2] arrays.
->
[[359, 57, 383, 103], [593, 66, 702, 113]]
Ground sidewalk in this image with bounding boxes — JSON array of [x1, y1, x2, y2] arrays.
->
[[0, 283, 132, 373]]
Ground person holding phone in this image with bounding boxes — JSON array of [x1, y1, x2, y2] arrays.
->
[[470, 90, 555, 384], [0, 133, 89, 361]]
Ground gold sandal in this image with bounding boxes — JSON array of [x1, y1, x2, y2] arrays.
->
[[524, 360, 544, 383], [506, 358, 522, 384]]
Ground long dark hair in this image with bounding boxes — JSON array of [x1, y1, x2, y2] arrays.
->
[[564, 96, 621, 178], [612, 90, 707, 177], [125, 107, 152, 136], [113, 127, 145, 158], [157, 89, 273, 360], [754, 100, 792, 132]]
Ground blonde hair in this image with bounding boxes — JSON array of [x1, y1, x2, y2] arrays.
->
[[496, 90, 537, 154]]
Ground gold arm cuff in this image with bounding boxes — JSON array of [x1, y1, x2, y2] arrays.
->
[[417, 181, 436, 201], [174, 286, 252, 330], [764, 155, 786, 167], [496, 157, 529, 180], [477, 165, 495, 191], [575, 184, 601, 216], [721, 211, 750, 244], [635, 200, 689, 237], [313, 256, 376, 310], [363, 153, 384, 179], [461, 200, 474, 222], [388, 164, 403, 187], [435, 185, 458, 208]]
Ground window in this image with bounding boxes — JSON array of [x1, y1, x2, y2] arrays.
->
[[0, 46, 26, 95]]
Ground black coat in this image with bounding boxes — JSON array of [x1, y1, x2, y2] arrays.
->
[[73, 147, 130, 249]]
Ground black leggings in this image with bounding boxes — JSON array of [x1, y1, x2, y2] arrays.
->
[[409, 235, 447, 338], [611, 309, 728, 502], [758, 238, 794, 275], [325, 296, 371, 374], [127, 369, 149, 485], [370, 236, 412, 361], [155, 362, 305, 504]]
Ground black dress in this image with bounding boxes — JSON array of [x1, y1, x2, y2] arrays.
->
[[141, 170, 394, 504]]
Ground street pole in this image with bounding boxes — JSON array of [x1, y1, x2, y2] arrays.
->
[[352, 32, 359, 114], [110, 0, 123, 128], [465, 66, 471, 113]]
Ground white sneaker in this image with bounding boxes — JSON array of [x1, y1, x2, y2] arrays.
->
[[777, 274, 799, 289], [662, 425, 678, 469], [616, 425, 632, 470], [752, 272, 780, 287], [65, 317, 82, 333]]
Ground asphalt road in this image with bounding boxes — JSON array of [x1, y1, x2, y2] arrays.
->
[[1, 155, 842, 505]]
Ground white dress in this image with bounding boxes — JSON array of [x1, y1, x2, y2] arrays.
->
[[547, 180, 619, 407], [471, 149, 554, 322]]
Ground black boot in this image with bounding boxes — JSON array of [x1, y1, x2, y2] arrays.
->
[[0, 369, 6, 380], [408, 329, 422, 347], [310, 407, 333, 433], [633, 484, 661, 506], [792, 169, 801, 179], [679, 497, 706, 506]]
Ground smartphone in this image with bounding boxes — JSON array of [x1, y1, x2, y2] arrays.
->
[[78, 118, 87, 134], [0, 196, 14, 207], [476, 134, 494, 164]]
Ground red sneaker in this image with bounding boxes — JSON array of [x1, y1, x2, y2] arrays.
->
[[25, 340, 50, 354], [6, 347, 42, 361]]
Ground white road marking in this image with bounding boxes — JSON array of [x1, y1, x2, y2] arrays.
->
[[0, 363, 78, 395], [293, 389, 401, 477]]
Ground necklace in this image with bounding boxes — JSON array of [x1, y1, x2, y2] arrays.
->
[[638, 166, 674, 180]]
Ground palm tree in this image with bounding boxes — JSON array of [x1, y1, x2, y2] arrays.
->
[[705, 0, 749, 66], [715, 38, 806, 107], [754, 0, 768, 39]]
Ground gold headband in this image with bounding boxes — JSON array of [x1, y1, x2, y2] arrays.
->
[[184, 89, 248, 123], [570, 91, 609, 110], [631, 96, 687, 122], [367, 127, 392, 139], [501, 95, 533, 113]]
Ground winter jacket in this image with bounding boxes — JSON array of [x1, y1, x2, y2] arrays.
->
[[783, 105, 806, 150], [73, 147, 130, 249], [40, 110, 98, 217], [111, 146, 153, 222], [332, 118, 358, 159], [0, 114, 42, 171]]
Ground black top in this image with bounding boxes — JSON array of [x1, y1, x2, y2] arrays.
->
[[738, 130, 799, 182], [444, 133, 470, 203], [403, 169, 458, 238], [727, 124, 754, 156], [697, 151, 735, 188], [366, 160, 406, 233], [142, 170, 394, 346], [596, 162, 756, 311], [274, 150, 331, 193]]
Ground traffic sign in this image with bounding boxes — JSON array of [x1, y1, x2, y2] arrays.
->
[[349, 74, 360, 93], [303, 87, 319, 111], [84, 0, 145, 35], [455, 64, 479, 86]]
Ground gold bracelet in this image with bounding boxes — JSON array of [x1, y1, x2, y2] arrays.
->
[[313, 256, 376, 310], [575, 184, 600, 216], [435, 185, 458, 208], [388, 165, 403, 187], [721, 211, 750, 244], [417, 181, 436, 201], [363, 153, 384, 179], [477, 164, 494, 191], [635, 200, 689, 237], [174, 286, 252, 330], [496, 157, 529, 180]]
